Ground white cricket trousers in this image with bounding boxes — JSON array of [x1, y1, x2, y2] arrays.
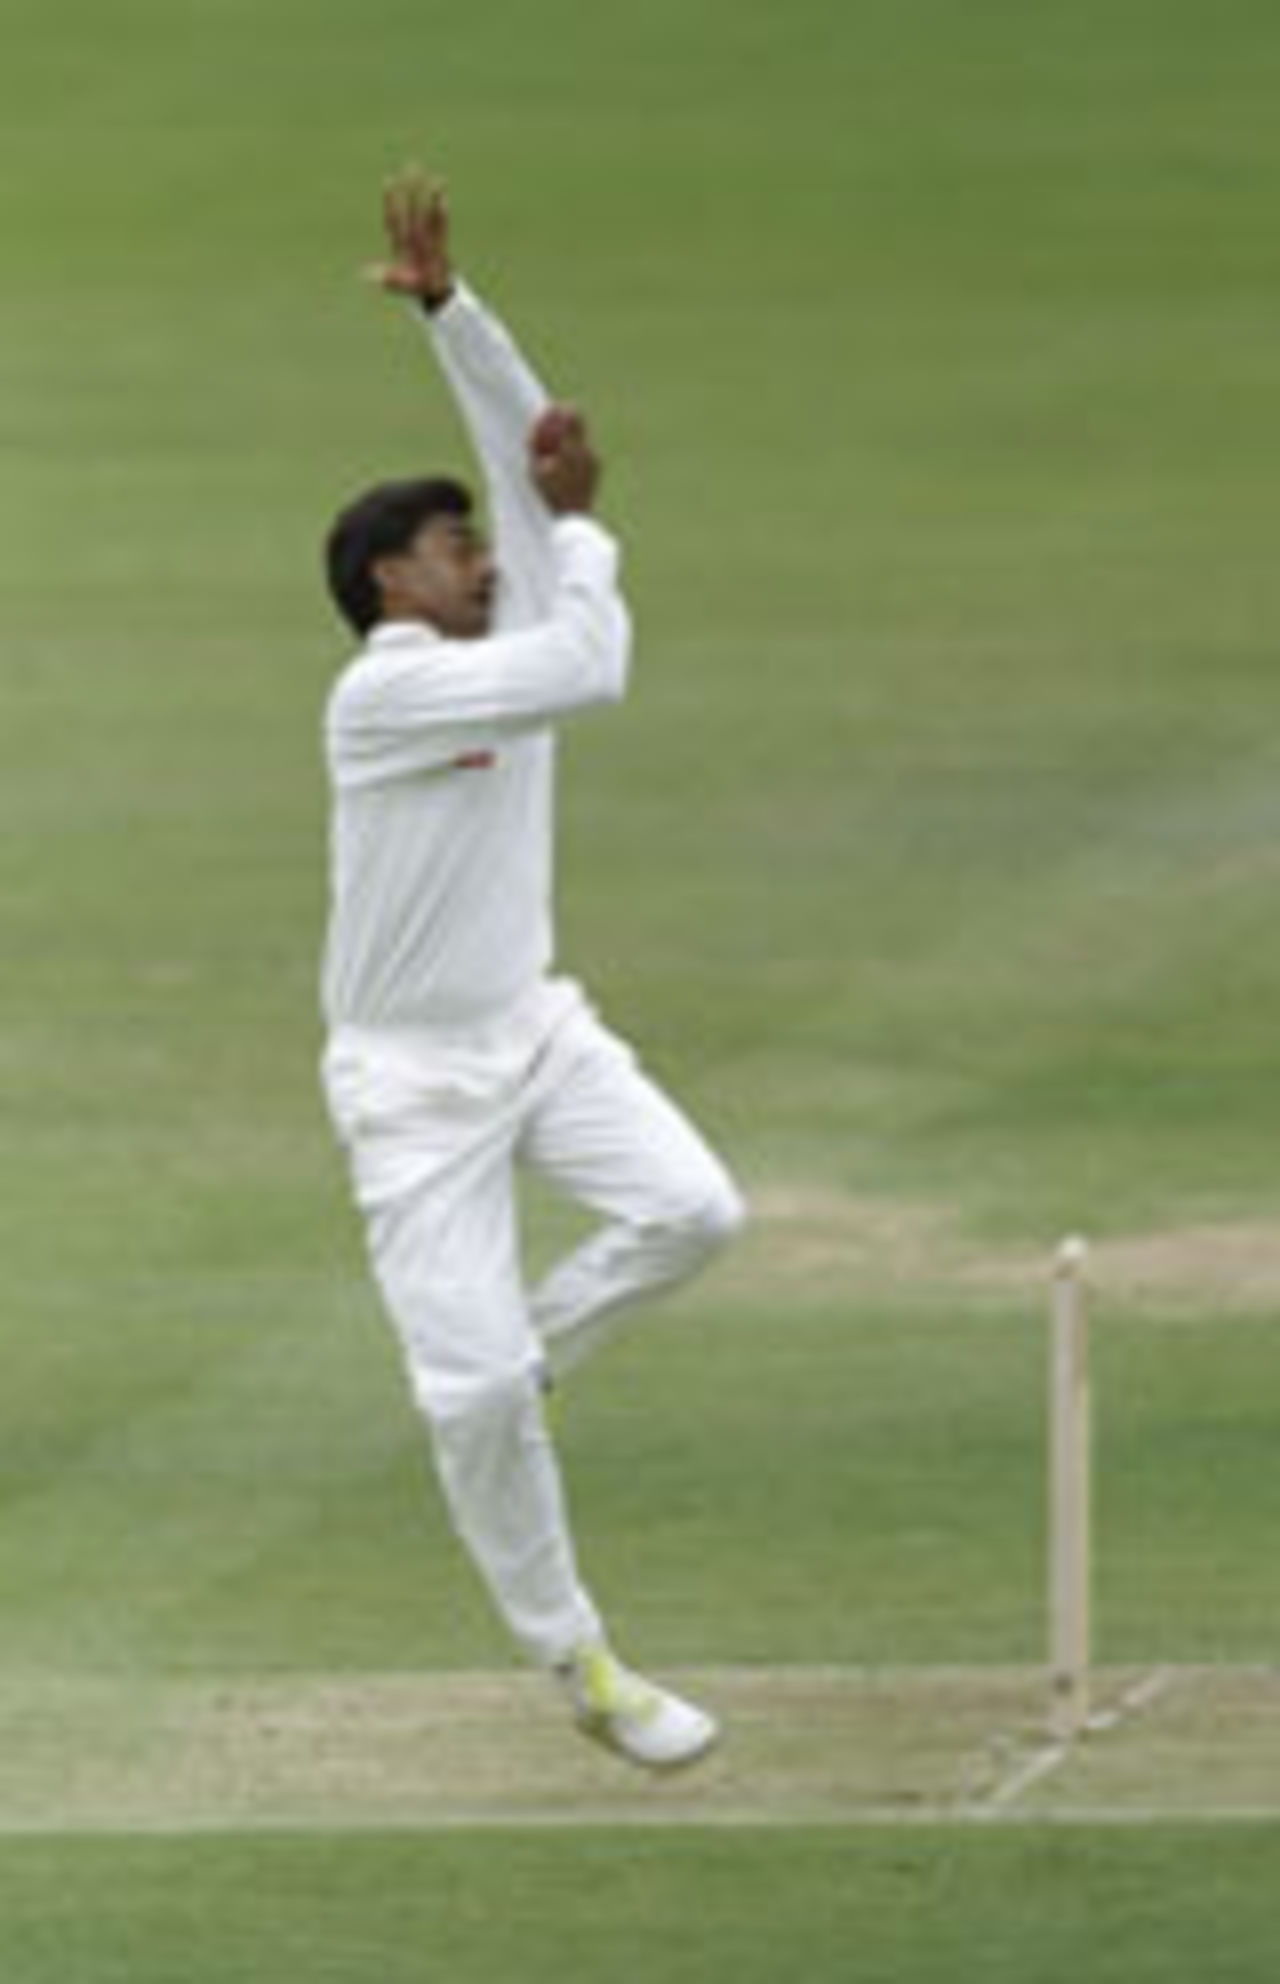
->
[[322, 979, 746, 1668]]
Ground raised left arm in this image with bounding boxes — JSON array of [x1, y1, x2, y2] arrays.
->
[[373, 170, 560, 624]]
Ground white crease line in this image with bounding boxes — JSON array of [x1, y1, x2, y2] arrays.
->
[[1085, 1665, 1177, 1732], [977, 1738, 1073, 1814], [972, 1667, 1179, 1818], [11, 1801, 1280, 1835]]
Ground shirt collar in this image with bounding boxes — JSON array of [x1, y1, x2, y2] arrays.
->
[[366, 619, 442, 649]]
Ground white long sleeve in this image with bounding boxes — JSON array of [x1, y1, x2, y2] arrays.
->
[[425, 280, 556, 626]]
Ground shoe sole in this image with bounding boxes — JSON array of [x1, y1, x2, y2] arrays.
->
[[575, 1711, 721, 1774]]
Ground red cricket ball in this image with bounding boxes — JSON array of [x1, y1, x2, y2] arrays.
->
[[531, 404, 583, 454]]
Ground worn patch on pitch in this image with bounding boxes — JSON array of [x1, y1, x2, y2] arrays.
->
[[717, 1181, 1280, 1317], [0, 1667, 1032, 1832]]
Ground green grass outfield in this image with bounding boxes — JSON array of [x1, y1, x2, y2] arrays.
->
[[3, 0, 1280, 1974], [1, 1826, 1278, 1984]]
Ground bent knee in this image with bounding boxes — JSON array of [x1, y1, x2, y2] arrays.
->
[[674, 1174, 749, 1258]]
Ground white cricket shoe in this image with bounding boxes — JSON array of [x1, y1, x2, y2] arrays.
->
[[558, 1644, 719, 1773]]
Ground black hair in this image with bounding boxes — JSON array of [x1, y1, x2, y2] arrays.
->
[[324, 476, 474, 634]]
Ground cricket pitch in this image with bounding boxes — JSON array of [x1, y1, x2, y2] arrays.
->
[[1, 1666, 1277, 1833]]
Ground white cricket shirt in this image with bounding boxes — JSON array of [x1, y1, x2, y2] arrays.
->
[[321, 284, 631, 1032]]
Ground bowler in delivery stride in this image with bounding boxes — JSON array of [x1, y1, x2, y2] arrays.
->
[[319, 173, 746, 1770]]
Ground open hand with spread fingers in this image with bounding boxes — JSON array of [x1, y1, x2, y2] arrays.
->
[[369, 167, 454, 309]]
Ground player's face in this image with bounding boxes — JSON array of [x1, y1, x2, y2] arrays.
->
[[377, 515, 497, 638]]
